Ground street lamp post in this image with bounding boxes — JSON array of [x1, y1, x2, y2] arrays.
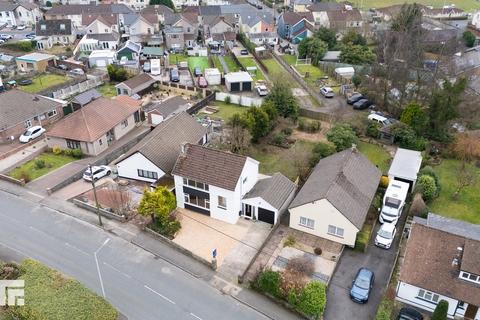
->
[[89, 164, 103, 227]]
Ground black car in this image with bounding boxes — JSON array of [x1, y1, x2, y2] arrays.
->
[[347, 93, 363, 105], [397, 307, 423, 320], [350, 267, 374, 303], [240, 49, 249, 55], [19, 79, 33, 86], [353, 99, 373, 110], [194, 67, 202, 77]]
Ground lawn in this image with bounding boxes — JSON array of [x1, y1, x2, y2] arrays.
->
[[96, 83, 117, 98], [246, 140, 317, 180], [429, 159, 480, 224], [20, 74, 70, 94], [357, 141, 392, 174], [223, 55, 241, 72], [168, 53, 188, 65], [358, 0, 478, 11], [237, 57, 265, 81], [9, 152, 77, 182], [211, 55, 224, 73], [262, 58, 295, 82], [188, 56, 209, 73], [281, 54, 297, 66], [9, 259, 117, 320], [198, 101, 248, 121]]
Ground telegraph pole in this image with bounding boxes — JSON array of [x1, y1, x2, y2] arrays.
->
[[89, 164, 103, 227]]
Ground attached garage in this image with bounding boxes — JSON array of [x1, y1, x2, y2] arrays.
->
[[388, 148, 423, 192], [242, 173, 296, 225], [225, 71, 253, 92]]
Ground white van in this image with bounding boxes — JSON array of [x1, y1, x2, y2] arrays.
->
[[150, 59, 160, 75], [368, 113, 392, 126]]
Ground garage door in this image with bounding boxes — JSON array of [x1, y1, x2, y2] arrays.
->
[[242, 81, 252, 91], [258, 207, 275, 224], [96, 59, 106, 67], [230, 82, 240, 92]]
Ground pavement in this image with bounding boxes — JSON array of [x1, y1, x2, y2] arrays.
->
[[0, 139, 47, 172], [323, 215, 406, 320], [0, 180, 302, 320]]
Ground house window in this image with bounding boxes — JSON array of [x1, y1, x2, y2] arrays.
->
[[417, 289, 440, 303], [460, 271, 480, 284], [24, 119, 32, 128], [66, 139, 81, 149], [121, 119, 128, 128], [184, 193, 210, 209], [137, 169, 158, 180], [60, 24, 65, 30], [18, 11, 22, 17], [183, 178, 209, 191], [218, 196, 227, 209], [104, 29, 108, 33], [328, 225, 344, 237], [48, 109, 57, 117], [243, 177, 247, 184], [99, 139, 103, 146], [299, 217, 315, 229], [40, 24, 46, 30]]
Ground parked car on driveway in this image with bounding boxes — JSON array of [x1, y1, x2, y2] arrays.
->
[[69, 68, 85, 76], [0, 34, 13, 40], [397, 307, 424, 320], [83, 165, 111, 182], [170, 68, 179, 82], [19, 79, 33, 85], [350, 267, 374, 303], [320, 86, 334, 98], [0, 39, 5, 44], [256, 85, 269, 96], [198, 76, 208, 88], [194, 67, 202, 77], [375, 223, 396, 249], [25, 32, 35, 39], [240, 49, 248, 55], [19, 126, 46, 143], [57, 64, 68, 70], [347, 93, 363, 105], [367, 113, 393, 126], [353, 99, 373, 110], [16, 25, 26, 30]]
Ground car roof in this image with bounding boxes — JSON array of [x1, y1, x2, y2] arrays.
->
[[322, 87, 333, 91], [28, 125, 42, 130], [358, 267, 373, 277], [368, 113, 387, 120], [380, 223, 396, 232]]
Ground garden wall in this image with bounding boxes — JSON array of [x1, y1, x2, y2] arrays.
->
[[215, 92, 263, 107], [72, 198, 128, 222]]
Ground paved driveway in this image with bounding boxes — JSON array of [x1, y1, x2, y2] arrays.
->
[[323, 216, 405, 320]]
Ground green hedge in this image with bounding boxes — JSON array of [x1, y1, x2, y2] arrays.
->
[[1, 41, 35, 52], [355, 222, 373, 252], [6, 259, 117, 320], [375, 299, 393, 320]]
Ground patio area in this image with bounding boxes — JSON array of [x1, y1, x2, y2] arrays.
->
[[173, 208, 272, 281]]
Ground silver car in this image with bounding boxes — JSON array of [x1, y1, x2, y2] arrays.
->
[[320, 86, 334, 98]]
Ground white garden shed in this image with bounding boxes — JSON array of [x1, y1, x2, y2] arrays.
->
[[388, 148, 423, 192]]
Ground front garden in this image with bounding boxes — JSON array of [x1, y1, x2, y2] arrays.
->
[[9, 150, 80, 182], [0, 259, 117, 320]]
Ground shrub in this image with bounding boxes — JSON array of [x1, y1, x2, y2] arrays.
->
[[224, 95, 231, 104], [314, 247, 322, 255], [295, 281, 327, 319], [327, 123, 358, 151], [372, 193, 383, 210], [416, 175, 437, 202], [376, 300, 393, 320], [287, 290, 298, 306], [283, 235, 296, 247], [380, 175, 389, 188], [366, 122, 380, 138], [0, 262, 23, 280], [18, 171, 31, 183], [149, 212, 181, 239], [287, 256, 314, 277], [282, 127, 293, 136], [45, 0, 52, 6], [409, 193, 428, 217], [254, 270, 282, 298], [271, 132, 287, 146], [298, 119, 321, 133], [71, 148, 83, 159], [34, 159, 46, 170], [432, 300, 449, 320], [310, 142, 336, 166], [52, 146, 62, 155], [419, 165, 441, 194], [63, 149, 73, 157]]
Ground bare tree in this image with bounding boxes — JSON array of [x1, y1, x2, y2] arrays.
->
[[103, 185, 133, 216]]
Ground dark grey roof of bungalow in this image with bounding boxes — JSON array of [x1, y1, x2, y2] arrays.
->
[[289, 148, 381, 229], [164, 13, 182, 26], [123, 13, 140, 26], [143, 96, 190, 118], [413, 213, 480, 242], [244, 173, 296, 210], [199, 5, 221, 16], [117, 112, 207, 173], [87, 32, 120, 42], [36, 19, 73, 36], [47, 4, 133, 15], [117, 40, 142, 53], [72, 88, 101, 106]]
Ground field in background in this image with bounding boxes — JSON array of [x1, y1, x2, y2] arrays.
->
[[352, 0, 478, 11]]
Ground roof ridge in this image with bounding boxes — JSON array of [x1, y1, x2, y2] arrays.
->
[[80, 107, 94, 141]]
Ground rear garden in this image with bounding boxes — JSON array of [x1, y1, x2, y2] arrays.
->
[[19, 73, 70, 94], [187, 56, 209, 74], [168, 53, 188, 65], [223, 55, 240, 72], [96, 82, 117, 98], [237, 57, 265, 81]]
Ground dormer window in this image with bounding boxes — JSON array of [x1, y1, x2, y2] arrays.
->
[[460, 271, 480, 284], [60, 24, 65, 30], [41, 24, 46, 30]]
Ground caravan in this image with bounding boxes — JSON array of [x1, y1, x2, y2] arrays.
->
[[379, 180, 409, 225]]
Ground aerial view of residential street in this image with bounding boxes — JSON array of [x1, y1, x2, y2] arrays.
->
[[1, 0, 480, 319]]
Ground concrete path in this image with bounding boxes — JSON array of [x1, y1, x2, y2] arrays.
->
[[218, 55, 230, 73], [0, 139, 47, 173]]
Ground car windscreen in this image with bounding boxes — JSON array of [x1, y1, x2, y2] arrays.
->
[[23, 130, 32, 136], [378, 228, 393, 239], [385, 197, 401, 208], [354, 275, 370, 290], [84, 170, 92, 176]]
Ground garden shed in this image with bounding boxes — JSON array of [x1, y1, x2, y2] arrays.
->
[[225, 71, 253, 92], [388, 148, 423, 192]]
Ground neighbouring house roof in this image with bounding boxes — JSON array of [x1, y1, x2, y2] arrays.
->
[[72, 88, 101, 106], [289, 148, 381, 229], [322, 50, 341, 61], [122, 13, 140, 26], [423, 7, 465, 16], [116, 73, 155, 91], [247, 32, 277, 39], [172, 144, 249, 191], [399, 220, 480, 306], [164, 25, 184, 34], [140, 13, 159, 25], [164, 13, 183, 26], [142, 46, 163, 56], [281, 11, 314, 26], [203, 14, 235, 28], [307, 2, 343, 12], [141, 4, 174, 17], [199, 5, 221, 16], [413, 213, 480, 242], [326, 8, 362, 23], [143, 96, 190, 118], [225, 71, 253, 83], [83, 14, 118, 27], [0, 2, 18, 11], [35, 19, 73, 36], [243, 173, 296, 210], [388, 148, 422, 181], [0, 90, 61, 131], [16, 52, 55, 62], [117, 112, 206, 173], [117, 40, 142, 54], [87, 32, 120, 42], [89, 50, 116, 58], [182, 11, 198, 26], [47, 4, 133, 16], [47, 96, 141, 142]]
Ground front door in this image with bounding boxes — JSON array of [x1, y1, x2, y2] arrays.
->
[[465, 304, 478, 320], [244, 204, 253, 219]]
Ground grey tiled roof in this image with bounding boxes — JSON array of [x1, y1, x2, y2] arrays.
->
[[72, 89, 101, 106], [117, 112, 207, 173], [243, 173, 296, 210], [47, 4, 133, 15], [36, 19, 73, 36], [414, 213, 480, 242], [289, 148, 381, 229], [144, 96, 190, 118], [0, 90, 61, 130]]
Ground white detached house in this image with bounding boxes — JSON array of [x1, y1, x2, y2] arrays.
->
[[172, 144, 259, 224]]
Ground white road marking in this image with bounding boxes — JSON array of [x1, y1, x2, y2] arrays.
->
[[64, 242, 90, 257], [103, 262, 132, 279], [94, 251, 106, 298], [190, 313, 203, 320], [0, 241, 28, 257], [27, 191, 44, 199], [144, 285, 176, 304], [95, 238, 111, 254]]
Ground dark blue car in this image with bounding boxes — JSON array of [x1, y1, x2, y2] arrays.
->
[[350, 268, 374, 303]]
